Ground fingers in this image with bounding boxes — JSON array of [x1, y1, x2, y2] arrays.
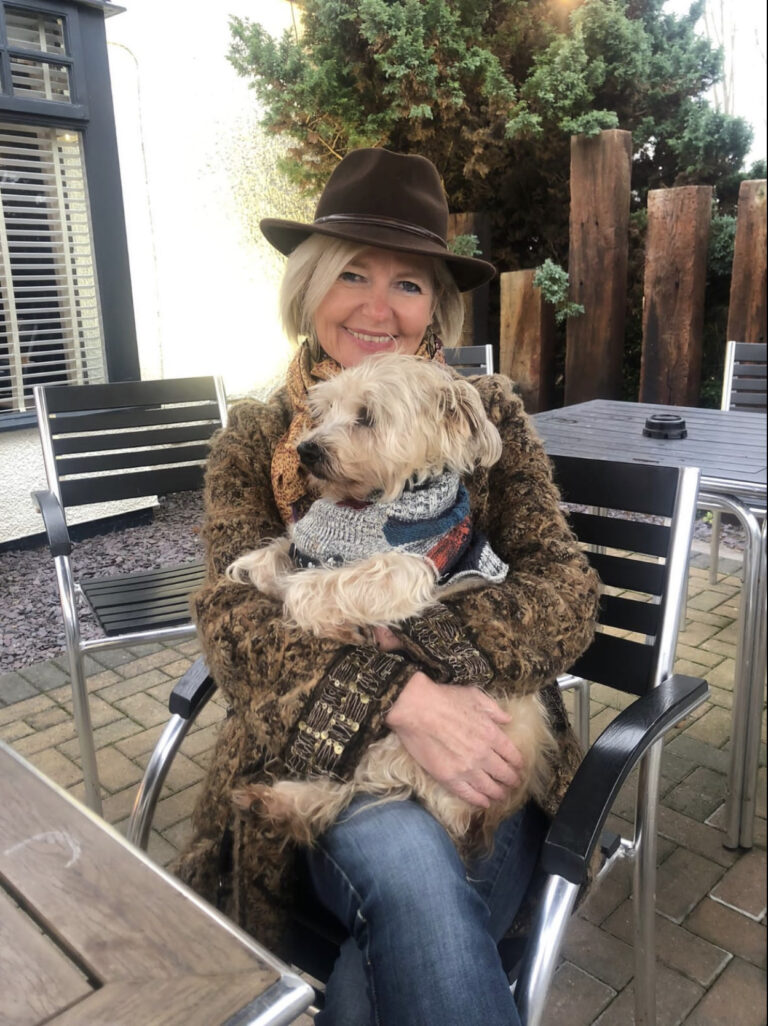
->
[[450, 779, 491, 809], [489, 729, 525, 773], [450, 765, 517, 807], [484, 697, 512, 724], [484, 749, 522, 789]]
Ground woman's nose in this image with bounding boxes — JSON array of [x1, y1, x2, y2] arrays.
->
[[362, 283, 391, 320]]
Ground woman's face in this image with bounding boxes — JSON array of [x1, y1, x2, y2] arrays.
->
[[313, 247, 436, 367]]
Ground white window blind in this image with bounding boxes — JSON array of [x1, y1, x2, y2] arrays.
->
[[0, 121, 106, 413]]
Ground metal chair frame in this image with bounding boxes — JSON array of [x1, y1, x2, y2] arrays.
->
[[128, 456, 707, 1026], [709, 341, 767, 582], [33, 376, 228, 814]]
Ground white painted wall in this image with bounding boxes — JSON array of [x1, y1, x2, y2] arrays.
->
[[105, 0, 302, 399]]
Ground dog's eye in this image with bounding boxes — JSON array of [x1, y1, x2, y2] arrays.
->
[[356, 406, 375, 428]]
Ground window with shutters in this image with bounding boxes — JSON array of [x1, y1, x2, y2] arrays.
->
[[0, 3, 107, 417], [0, 120, 105, 412]]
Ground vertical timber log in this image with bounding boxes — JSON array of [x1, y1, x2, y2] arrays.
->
[[448, 212, 492, 347], [499, 270, 556, 412], [565, 130, 632, 405], [639, 186, 713, 405], [727, 180, 767, 344]]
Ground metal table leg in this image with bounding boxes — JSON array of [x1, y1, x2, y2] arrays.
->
[[738, 516, 767, 848], [699, 492, 764, 849]]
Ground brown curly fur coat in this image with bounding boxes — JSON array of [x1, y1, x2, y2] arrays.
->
[[172, 372, 600, 955]]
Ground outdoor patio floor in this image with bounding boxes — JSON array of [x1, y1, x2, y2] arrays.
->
[[0, 549, 765, 1025]]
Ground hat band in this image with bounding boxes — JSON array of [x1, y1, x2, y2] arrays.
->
[[312, 213, 447, 249]]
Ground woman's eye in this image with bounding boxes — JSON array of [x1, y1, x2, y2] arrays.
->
[[398, 280, 423, 294], [339, 271, 364, 283], [356, 406, 375, 428]]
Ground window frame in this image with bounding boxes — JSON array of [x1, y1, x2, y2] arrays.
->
[[0, 0, 88, 121]]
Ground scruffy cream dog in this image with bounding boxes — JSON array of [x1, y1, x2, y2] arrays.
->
[[228, 353, 555, 850]]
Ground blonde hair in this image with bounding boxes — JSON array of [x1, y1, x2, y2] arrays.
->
[[279, 235, 465, 350]]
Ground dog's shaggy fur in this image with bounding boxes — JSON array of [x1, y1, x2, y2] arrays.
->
[[227, 354, 556, 851]]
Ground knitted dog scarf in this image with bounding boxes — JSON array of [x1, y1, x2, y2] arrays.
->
[[290, 472, 508, 586], [271, 333, 444, 524]]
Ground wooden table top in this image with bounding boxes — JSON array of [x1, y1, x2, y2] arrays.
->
[[0, 744, 313, 1026], [533, 399, 767, 505]]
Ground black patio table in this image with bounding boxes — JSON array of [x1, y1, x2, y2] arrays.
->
[[532, 399, 767, 849]]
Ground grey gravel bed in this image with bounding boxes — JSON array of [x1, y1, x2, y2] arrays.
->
[[0, 491, 744, 677], [1, 492, 204, 675]]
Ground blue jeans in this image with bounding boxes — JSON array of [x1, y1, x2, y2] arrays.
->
[[306, 796, 547, 1026]]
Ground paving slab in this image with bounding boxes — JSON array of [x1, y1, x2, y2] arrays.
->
[[710, 849, 767, 921], [683, 957, 767, 1026], [594, 961, 704, 1026], [684, 897, 767, 970]]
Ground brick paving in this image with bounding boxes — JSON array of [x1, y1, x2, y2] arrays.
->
[[1, 550, 765, 1025]]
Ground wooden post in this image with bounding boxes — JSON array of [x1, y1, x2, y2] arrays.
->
[[499, 270, 556, 412], [727, 180, 767, 344], [448, 212, 491, 347], [639, 186, 713, 405], [565, 130, 632, 405]]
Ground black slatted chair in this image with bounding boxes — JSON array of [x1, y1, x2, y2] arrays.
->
[[721, 340, 767, 413], [128, 455, 707, 1026], [443, 344, 494, 376], [33, 376, 227, 814], [709, 340, 767, 581]]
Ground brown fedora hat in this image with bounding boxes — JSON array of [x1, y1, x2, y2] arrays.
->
[[260, 148, 496, 292]]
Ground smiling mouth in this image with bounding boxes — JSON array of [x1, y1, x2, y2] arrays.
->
[[345, 327, 396, 344]]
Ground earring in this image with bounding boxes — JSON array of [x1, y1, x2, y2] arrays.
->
[[304, 331, 323, 362], [423, 324, 443, 357]]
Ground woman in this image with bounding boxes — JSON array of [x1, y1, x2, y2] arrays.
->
[[175, 148, 600, 1026]]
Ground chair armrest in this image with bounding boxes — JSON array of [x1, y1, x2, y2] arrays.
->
[[31, 489, 72, 557], [542, 674, 708, 884], [168, 656, 217, 718]]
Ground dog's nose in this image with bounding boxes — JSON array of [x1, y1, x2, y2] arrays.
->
[[297, 440, 324, 468]]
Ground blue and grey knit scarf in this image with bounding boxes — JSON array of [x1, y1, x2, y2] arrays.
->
[[290, 472, 508, 585]]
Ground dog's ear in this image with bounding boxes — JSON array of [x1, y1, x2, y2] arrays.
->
[[445, 378, 502, 468]]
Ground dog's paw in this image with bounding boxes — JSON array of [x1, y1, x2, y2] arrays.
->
[[226, 538, 293, 597], [231, 783, 272, 814]]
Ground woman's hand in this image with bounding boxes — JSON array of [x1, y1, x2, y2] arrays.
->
[[385, 671, 524, 808]]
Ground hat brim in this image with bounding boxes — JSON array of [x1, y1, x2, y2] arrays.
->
[[260, 218, 496, 292]]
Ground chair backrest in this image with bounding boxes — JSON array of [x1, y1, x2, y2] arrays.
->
[[551, 455, 700, 698], [34, 376, 228, 510], [444, 344, 494, 376], [721, 341, 767, 412]]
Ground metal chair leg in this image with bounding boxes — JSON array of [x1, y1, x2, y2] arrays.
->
[[632, 738, 664, 1026], [55, 556, 102, 815], [514, 875, 581, 1026], [709, 511, 721, 583]]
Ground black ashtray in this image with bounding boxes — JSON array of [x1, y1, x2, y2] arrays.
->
[[643, 413, 687, 439]]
